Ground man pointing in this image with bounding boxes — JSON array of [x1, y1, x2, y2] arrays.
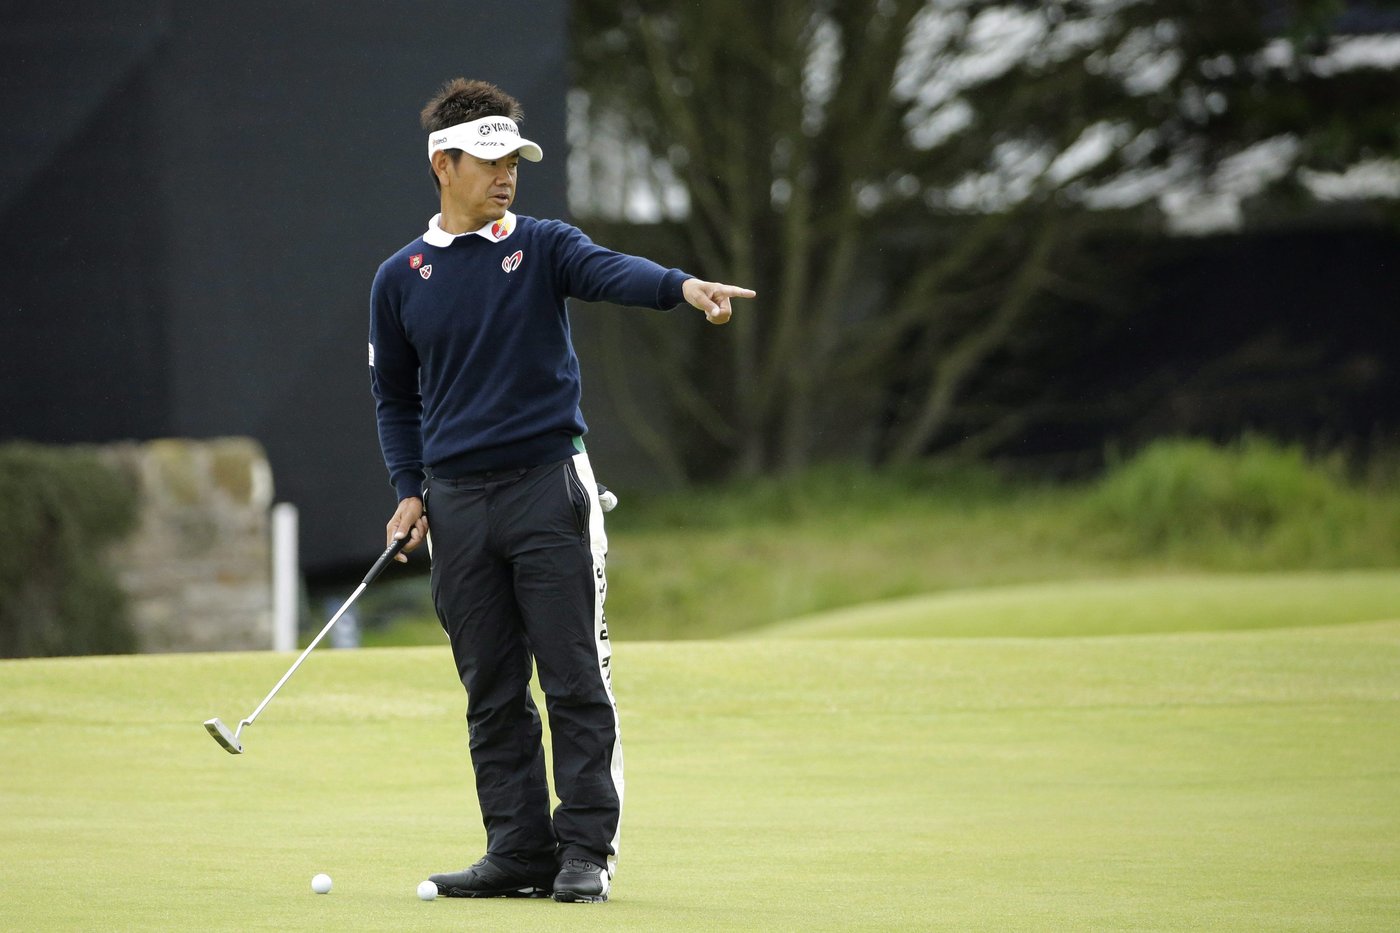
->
[[368, 77, 754, 904]]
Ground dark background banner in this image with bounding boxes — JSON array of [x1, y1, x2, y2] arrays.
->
[[1, 1, 569, 572]]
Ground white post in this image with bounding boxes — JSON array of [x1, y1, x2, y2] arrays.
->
[[271, 502, 299, 652]]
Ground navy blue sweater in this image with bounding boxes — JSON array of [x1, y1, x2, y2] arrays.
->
[[370, 212, 691, 502]]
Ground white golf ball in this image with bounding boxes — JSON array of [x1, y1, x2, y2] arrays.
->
[[417, 879, 438, 901], [311, 873, 333, 894]]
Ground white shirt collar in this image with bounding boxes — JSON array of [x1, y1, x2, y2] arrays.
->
[[423, 211, 517, 247]]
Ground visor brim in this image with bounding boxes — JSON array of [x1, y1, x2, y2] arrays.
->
[[461, 140, 544, 163]]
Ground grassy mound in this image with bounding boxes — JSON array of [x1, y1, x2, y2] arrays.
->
[[750, 571, 1400, 639]]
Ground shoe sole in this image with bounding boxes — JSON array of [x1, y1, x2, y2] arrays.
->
[[552, 891, 608, 903], [437, 885, 550, 899]]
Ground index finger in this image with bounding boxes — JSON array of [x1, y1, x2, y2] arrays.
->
[[715, 284, 756, 299]]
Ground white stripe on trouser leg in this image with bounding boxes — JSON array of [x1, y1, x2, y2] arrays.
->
[[423, 486, 434, 560], [570, 451, 623, 878]]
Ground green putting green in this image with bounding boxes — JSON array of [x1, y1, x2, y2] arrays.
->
[[1, 578, 1398, 930]]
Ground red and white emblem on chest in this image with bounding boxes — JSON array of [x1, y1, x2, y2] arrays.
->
[[419, 264, 433, 280], [501, 250, 523, 273], [409, 253, 423, 270]]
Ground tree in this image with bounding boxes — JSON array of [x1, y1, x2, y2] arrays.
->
[[572, 0, 1400, 479]]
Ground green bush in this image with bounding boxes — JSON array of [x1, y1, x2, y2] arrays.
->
[[1084, 437, 1380, 564], [0, 443, 141, 657]]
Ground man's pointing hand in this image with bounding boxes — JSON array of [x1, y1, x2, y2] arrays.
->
[[682, 278, 757, 325]]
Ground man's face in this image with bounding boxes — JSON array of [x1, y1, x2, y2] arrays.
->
[[442, 151, 520, 226]]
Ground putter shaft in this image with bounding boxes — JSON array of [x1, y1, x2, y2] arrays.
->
[[203, 536, 409, 754]]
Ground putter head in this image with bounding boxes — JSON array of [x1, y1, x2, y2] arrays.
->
[[204, 717, 244, 754]]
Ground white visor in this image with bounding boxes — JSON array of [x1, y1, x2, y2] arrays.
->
[[427, 116, 543, 163]]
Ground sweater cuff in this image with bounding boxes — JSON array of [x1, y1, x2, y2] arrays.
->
[[394, 471, 426, 503], [658, 269, 692, 309]]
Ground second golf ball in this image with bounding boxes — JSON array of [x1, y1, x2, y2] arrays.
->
[[417, 880, 438, 901], [311, 873, 333, 894]]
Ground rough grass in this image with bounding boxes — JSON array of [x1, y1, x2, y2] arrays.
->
[[357, 463, 1137, 644], [3, 611, 1399, 931], [357, 442, 1400, 644]]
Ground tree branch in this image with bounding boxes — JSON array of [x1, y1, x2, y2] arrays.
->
[[596, 313, 687, 486], [888, 214, 1061, 463]]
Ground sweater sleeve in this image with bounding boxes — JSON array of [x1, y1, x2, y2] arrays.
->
[[368, 262, 426, 502], [547, 221, 692, 309]]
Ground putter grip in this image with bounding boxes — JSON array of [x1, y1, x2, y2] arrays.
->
[[363, 535, 410, 585]]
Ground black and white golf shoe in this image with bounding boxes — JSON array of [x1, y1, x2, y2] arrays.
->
[[552, 858, 610, 903], [429, 856, 554, 898]]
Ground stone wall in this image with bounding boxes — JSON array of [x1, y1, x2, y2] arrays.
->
[[101, 438, 275, 652]]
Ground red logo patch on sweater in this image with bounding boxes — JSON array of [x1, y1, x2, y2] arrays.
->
[[501, 250, 523, 273], [409, 253, 423, 270], [419, 264, 433, 280]]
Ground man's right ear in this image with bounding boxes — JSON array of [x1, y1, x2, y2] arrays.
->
[[432, 150, 453, 188]]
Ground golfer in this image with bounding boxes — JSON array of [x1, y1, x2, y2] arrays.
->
[[368, 78, 753, 903]]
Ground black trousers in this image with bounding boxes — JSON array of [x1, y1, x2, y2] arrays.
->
[[424, 454, 621, 875]]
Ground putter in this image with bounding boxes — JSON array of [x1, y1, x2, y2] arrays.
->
[[204, 534, 411, 754]]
